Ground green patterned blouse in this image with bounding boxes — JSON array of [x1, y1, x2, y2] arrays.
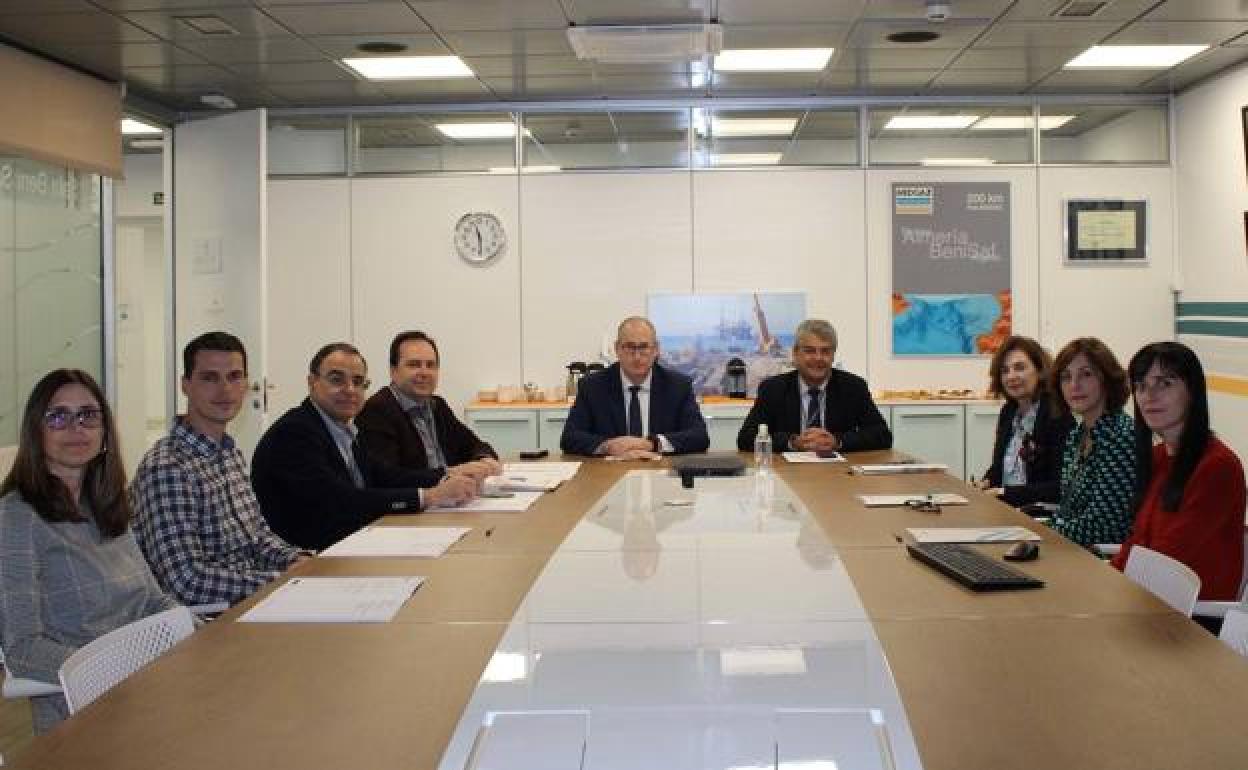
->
[[1052, 410, 1137, 548]]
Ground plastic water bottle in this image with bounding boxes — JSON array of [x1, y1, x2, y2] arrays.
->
[[754, 423, 773, 474]]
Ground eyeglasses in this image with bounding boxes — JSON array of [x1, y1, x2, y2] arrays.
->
[[904, 496, 942, 514], [43, 407, 104, 431], [619, 343, 655, 355], [320, 371, 371, 390]]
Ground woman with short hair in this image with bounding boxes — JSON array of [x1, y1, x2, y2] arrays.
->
[[1111, 342, 1246, 601], [1048, 337, 1136, 548], [0, 369, 178, 733]]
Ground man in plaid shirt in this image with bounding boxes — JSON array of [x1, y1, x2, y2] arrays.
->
[[132, 332, 308, 606]]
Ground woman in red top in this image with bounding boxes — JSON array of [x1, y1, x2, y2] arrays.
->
[[1111, 342, 1246, 601]]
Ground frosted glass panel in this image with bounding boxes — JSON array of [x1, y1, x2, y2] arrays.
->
[[0, 156, 102, 446]]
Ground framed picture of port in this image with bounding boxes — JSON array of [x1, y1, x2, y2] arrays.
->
[[1065, 199, 1148, 264]]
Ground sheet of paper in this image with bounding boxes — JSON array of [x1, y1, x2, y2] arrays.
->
[[782, 451, 845, 463], [239, 576, 424, 624], [502, 461, 581, 480], [906, 526, 1041, 543], [851, 463, 948, 475], [858, 493, 968, 507], [319, 526, 471, 558], [430, 490, 544, 513]]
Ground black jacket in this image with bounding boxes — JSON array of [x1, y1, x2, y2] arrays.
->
[[737, 369, 892, 452], [251, 399, 444, 551], [983, 396, 1074, 507], [356, 387, 496, 471], [560, 362, 709, 455]]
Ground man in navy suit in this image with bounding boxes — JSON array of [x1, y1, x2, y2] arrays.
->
[[560, 317, 709, 458], [737, 319, 891, 453]]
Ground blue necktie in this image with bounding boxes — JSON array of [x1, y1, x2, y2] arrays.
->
[[806, 388, 822, 429], [628, 385, 643, 437]]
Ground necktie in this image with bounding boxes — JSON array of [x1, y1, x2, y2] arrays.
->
[[347, 440, 367, 489], [628, 385, 643, 437], [806, 387, 822, 429]]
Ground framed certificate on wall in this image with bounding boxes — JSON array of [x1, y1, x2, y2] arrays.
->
[[1065, 199, 1147, 263]]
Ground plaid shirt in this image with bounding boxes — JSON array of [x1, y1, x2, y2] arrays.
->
[[132, 419, 301, 606]]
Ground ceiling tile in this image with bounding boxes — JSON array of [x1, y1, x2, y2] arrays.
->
[[930, 68, 1034, 89], [174, 35, 328, 61], [461, 54, 593, 77], [264, 2, 430, 35], [720, 24, 850, 49], [1141, 44, 1248, 90], [717, 0, 866, 24], [566, 0, 713, 25], [976, 20, 1123, 47], [97, 0, 288, 10], [0, 0, 99, 13], [848, 19, 991, 48], [304, 33, 449, 57], [481, 74, 598, 97], [120, 7, 293, 40], [1143, 0, 1248, 21], [441, 29, 573, 56], [835, 46, 961, 70], [594, 73, 697, 95], [950, 46, 1084, 72], [264, 79, 390, 103], [1106, 20, 1248, 46], [409, 0, 566, 32], [710, 71, 826, 94], [0, 10, 158, 44], [228, 59, 355, 81], [124, 62, 243, 88], [1001, 0, 1160, 22], [37, 41, 209, 75], [374, 78, 496, 98], [1031, 67, 1161, 91], [862, 0, 1012, 20]]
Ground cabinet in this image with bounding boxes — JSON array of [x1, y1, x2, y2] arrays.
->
[[538, 408, 570, 451], [964, 403, 1003, 483], [465, 409, 538, 455], [701, 403, 751, 451], [891, 404, 966, 480]]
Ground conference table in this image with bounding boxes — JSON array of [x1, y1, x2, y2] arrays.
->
[[9, 451, 1248, 769]]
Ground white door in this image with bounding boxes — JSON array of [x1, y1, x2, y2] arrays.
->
[[174, 110, 268, 458]]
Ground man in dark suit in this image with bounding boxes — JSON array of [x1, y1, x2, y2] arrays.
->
[[737, 319, 891, 453], [560, 317, 709, 458], [251, 342, 478, 551], [356, 330, 500, 481]]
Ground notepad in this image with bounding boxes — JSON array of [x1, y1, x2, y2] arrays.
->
[[906, 526, 1041, 544], [319, 526, 471, 558], [782, 451, 845, 463], [489, 462, 582, 491], [850, 462, 949, 475], [239, 576, 424, 624], [430, 490, 544, 513], [859, 493, 969, 507]]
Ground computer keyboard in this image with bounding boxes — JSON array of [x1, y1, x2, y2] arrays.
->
[[906, 542, 1045, 591]]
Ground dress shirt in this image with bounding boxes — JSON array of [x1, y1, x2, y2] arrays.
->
[[1002, 402, 1039, 486], [132, 419, 303, 606], [312, 401, 365, 488], [797, 376, 829, 432], [389, 385, 447, 469], [594, 370, 674, 454]]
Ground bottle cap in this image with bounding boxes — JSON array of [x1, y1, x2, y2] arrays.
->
[[758, 424, 769, 438]]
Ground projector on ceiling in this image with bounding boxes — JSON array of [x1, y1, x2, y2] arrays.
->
[[567, 23, 723, 63]]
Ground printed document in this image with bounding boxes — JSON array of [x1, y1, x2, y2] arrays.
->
[[239, 576, 424, 623]]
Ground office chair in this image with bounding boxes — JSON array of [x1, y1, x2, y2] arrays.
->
[[1123, 546, 1201, 616], [1218, 607, 1248, 657], [1, 644, 62, 700], [58, 606, 194, 714], [1191, 531, 1248, 620]]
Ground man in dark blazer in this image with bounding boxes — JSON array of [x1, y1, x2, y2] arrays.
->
[[561, 317, 709, 457], [356, 330, 499, 480], [251, 342, 478, 551], [737, 319, 892, 453]]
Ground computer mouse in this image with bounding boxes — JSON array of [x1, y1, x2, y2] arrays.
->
[[1003, 541, 1040, 562]]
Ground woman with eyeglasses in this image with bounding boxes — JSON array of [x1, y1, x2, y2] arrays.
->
[[1111, 343, 1246, 602], [1047, 338, 1137, 548], [976, 336, 1074, 507], [0, 369, 178, 733]]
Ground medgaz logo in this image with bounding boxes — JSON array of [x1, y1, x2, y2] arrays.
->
[[895, 184, 933, 215]]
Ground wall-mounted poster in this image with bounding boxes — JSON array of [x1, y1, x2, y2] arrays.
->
[[648, 292, 805, 396], [892, 182, 1012, 356], [1065, 199, 1147, 263]]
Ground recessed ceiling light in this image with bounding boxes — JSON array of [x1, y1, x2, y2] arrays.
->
[[127, 138, 164, 150], [1064, 45, 1208, 69], [436, 122, 518, 140], [887, 30, 941, 44], [356, 41, 408, 55], [711, 152, 784, 165], [121, 118, 162, 135], [972, 115, 1075, 130], [343, 55, 474, 80], [713, 48, 834, 72], [920, 157, 995, 166], [707, 117, 797, 137], [885, 114, 979, 130]]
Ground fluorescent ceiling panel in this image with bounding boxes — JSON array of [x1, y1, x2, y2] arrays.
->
[[342, 55, 474, 80], [713, 48, 834, 72], [488, 165, 561, 173], [711, 152, 783, 165], [972, 115, 1075, 130], [1064, 45, 1207, 69], [884, 115, 979, 130], [920, 157, 995, 166], [708, 117, 797, 137], [436, 122, 518, 139], [121, 118, 162, 135]]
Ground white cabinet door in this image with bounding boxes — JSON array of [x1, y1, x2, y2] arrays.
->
[[878, 405, 893, 431], [702, 403, 752, 451], [539, 408, 570, 451], [964, 403, 1002, 483], [467, 409, 538, 457], [891, 405, 965, 479]]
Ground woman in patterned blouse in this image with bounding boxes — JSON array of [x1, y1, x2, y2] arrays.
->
[[1048, 338, 1137, 548]]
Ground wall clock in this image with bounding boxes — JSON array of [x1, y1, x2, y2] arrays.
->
[[453, 212, 506, 265]]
